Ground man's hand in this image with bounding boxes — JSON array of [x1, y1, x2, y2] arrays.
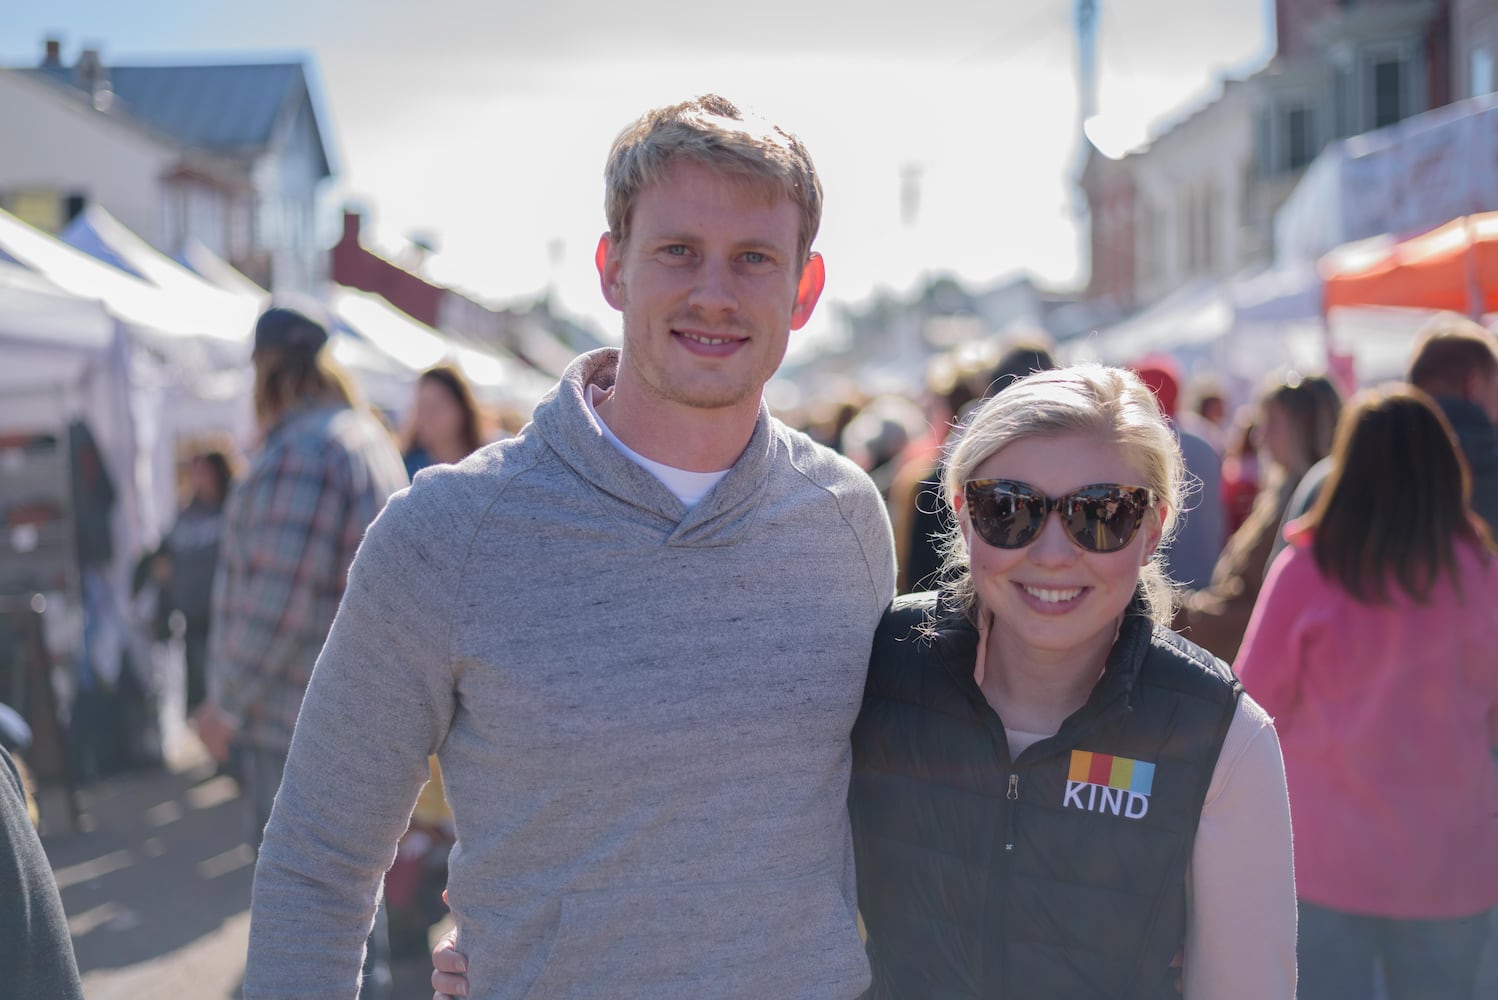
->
[[192, 701, 238, 763], [431, 921, 469, 999]]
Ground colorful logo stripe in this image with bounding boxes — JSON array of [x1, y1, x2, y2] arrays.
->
[[1068, 750, 1155, 796]]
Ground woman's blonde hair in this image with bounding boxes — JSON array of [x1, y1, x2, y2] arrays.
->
[[935, 364, 1187, 626]]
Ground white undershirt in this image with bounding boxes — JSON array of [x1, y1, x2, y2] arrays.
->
[[586, 385, 730, 509]]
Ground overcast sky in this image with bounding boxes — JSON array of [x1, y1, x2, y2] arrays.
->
[[2, 2, 1272, 353]]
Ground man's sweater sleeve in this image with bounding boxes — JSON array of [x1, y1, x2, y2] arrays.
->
[[0, 747, 84, 1000], [244, 480, 462, 998]]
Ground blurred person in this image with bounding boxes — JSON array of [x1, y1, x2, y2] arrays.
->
[[897, 341, 1057, 594], [1236, 385, 1498, 1000], [1407, 315, 1498, 533], [1, 742, 84, 1000], [435, 364, 1297, 998], [1188, 378, 1230, 454], [1174, 373, 1340, 661], [194, 304, 408, 1000], [152, 449, 235, 714], [1132, 355, 1224, 591], [249, 95, 894, 1000], [400, 363, 487, 478], [1220, 412, 1260, 536], [839, 394, 927, 500], [888, 350, 978, 593], [1270, 314, 1498, 568]]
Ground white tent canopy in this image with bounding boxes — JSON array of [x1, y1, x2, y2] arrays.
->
[[63, 204, 268, 316], [1063, 267, 1327, 408], [0, 262, 122, 428], [0, 207, 255, 379], [0, 260, 152, 610], [328, 285, 554, 417]]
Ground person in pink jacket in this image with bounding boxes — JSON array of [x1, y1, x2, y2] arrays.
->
[[1236, 384, 1498, 1000]]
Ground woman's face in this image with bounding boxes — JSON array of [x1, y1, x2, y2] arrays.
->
[[1257, 399, 1297, 470], [960, 430, 1164, 662], [189, 459, 222, 505], [414, 378, 464, 450]]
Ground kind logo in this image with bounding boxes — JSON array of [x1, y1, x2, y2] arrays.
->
[[1063, 750, 1155, 819]]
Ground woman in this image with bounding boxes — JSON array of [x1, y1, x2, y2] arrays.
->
[[158, 450, 235, 714], [431, 365, 1296, 998], [1235, 386, 1498, 1000], [401, 364, 486, 478], [1175, 373, 1341, 661]]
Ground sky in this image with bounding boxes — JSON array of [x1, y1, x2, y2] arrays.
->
[[2, 1, 1273, 358]]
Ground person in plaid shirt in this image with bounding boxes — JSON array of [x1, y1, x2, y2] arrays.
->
[[196, 306, 407, 836]]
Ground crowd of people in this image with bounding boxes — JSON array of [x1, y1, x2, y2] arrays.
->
[[4, 93, 1496, 1000]]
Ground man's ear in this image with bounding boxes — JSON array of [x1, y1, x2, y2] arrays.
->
[[789, 252, 826, 332], [596, 233, 624, 311]]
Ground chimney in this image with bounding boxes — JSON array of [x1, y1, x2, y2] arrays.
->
[[74, 47, 108, 94], [41, 37, 62, 69], [341, 209, 362, 245]]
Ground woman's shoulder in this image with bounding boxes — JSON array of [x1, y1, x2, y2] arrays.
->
[[877, 591, 972, 643], [866, 592, 979, 711], [1141, 623, 1241, 701]]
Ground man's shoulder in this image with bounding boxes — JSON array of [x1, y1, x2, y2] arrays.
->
[[773, 419, 881, 498], [398, 434, 546, 522]]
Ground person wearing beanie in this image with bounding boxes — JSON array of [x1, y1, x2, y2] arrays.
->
[[194, 303, 408, 1000]]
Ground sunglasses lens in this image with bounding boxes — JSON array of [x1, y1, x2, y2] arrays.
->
[[968, 482, 1042, 549], [1063, 489, 1145, 553], [967, 481, 1151, 553]]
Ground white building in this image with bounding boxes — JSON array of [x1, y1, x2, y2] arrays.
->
[[0, 39, 335, 293]]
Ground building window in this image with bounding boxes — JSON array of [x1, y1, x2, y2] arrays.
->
[[1474, 48, 1494, 98], [1373, 58, 1403, 129], [1283, 105, 1315, 171], [0, 190, 64, 232]]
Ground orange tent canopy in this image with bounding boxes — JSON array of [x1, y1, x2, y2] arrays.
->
[[1320, 212, 1498, 316]]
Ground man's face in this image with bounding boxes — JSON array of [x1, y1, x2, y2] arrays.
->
[[597, 157, 823, 416]]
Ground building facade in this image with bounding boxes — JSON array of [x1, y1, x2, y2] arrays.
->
[[1083, 0, 1463, 311], [1, 39, 334, 293]]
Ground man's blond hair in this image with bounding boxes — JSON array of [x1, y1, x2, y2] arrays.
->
[[603, 95, 823, 261]]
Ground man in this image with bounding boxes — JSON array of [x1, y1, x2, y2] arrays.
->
[[194, 305, 408, 998], [1132, 355, 1224, 591], [1406, 314, 1498, 533], [1, 744, 83, 1000], [246, 96, 896, 998], [1270, 313, 1498, 566]]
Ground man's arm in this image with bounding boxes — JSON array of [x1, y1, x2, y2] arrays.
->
[[244, 482, 462, 998], [0, 746, 84, 1000]]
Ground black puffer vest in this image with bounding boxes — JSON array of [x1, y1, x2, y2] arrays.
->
[[850, 591, 1241, 999]]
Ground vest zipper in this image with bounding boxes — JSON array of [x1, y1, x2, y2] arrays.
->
[[1005, 772, 1019, 851]]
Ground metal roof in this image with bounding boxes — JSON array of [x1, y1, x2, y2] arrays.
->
[[27, 62, 330, 176]]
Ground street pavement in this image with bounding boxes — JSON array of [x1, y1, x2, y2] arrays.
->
[[36, 739, 436, 999]]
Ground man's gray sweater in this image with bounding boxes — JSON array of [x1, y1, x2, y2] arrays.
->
[[246, 350, 897, 998]]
